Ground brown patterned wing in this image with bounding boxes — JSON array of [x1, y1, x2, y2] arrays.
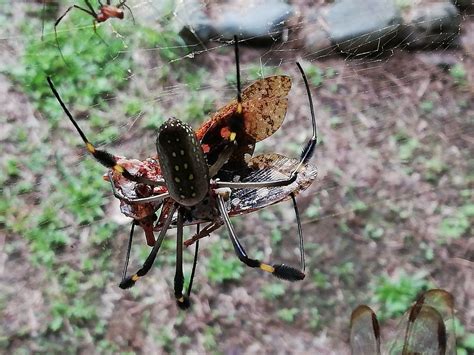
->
[[242, 96, 288, 141], [228, 153, 317, 216], [196, 75, 291, 142], [241, 75, 291, 101], [350, 305, 381, 355], [241, 75, 291, 141]]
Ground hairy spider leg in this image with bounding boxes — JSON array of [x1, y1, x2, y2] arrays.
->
[[119, 213, 201, 309], [120, 204, 177, 289], [216, 193, 305, 281], [186, 227, 200, 299], [47, 77, 165, 188], [174, 208, 190, 309]]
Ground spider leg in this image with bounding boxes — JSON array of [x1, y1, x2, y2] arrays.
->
[[120, 204, 177, 289], [92, 19, 110, 48], [216, 193, 304, 281], [41, 0, 47, 41], [54, 5, 96, 63], [47, 77, 167, 187], [291, 193, 305, 272], [120, 221, 135, 282], [186, 225, 200, 298], [119, 2, 135, 24], [84, 0, 99, 15], [174, 208, 191, 309]]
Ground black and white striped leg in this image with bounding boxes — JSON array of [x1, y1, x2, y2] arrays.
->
[[119, 204, 177, 289], [216, 194, 305, 281]]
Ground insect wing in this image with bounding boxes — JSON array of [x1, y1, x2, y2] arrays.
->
[[241, 96, 288, 141], [196, 76, 291, 168], [229, 153, 317, 215], [240, 75, 291, 141], [389, 289, 455, 355], [350, 305, 381, 355]]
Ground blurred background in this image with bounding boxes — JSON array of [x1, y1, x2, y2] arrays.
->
[[0, 0, 472, 353]]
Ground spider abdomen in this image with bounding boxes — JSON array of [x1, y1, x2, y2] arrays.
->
[[156, 118, 209, 206]]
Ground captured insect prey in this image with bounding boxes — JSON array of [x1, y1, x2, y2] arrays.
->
[[350, 289, 456, 355], [47, 36, 318, 309]]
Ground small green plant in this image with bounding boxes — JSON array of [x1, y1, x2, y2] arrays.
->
[[438, 205, 471, 242], [7, 12, 133, 127], [206, 239, 244, 283], [454, 317, 474, 355], [363, 223, 384, 240], [277, 307, 299, 323], [419, 100, 434, 113], [371, 270, 431, 320], [450, 63, 467, 86], [261, 283, 286, 300]]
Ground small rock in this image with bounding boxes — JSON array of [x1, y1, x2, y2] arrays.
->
[[402, 2, 461, 49], [324, 0, 403, 56], [451, 0, 473, 10]]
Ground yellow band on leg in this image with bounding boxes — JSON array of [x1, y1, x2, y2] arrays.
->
[[260, 264, 275, 274], [113, 164, 124, 173], [86, 142, 96, 153]]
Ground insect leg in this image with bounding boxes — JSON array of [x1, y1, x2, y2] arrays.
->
[[174, 208, 191, 309], [107, 171, 169, 204], [208, 142, 236, 178], [183, 221, 223, 247], [119, 204, 177, 288], [216, 194, 304, 281]]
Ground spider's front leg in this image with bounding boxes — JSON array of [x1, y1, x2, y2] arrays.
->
[[216, 190, 305, 281]]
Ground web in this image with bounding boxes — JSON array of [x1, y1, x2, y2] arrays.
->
[[0, 0, 472, 353]]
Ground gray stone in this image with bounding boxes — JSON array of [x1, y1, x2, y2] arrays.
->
[[175, 0, 216, 45], [324, 0, 402, 56], [213, 0, 294, 45], [402, 2, 461, 49], [451, 0, 473, 9], [301, 9, 334, 58]]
